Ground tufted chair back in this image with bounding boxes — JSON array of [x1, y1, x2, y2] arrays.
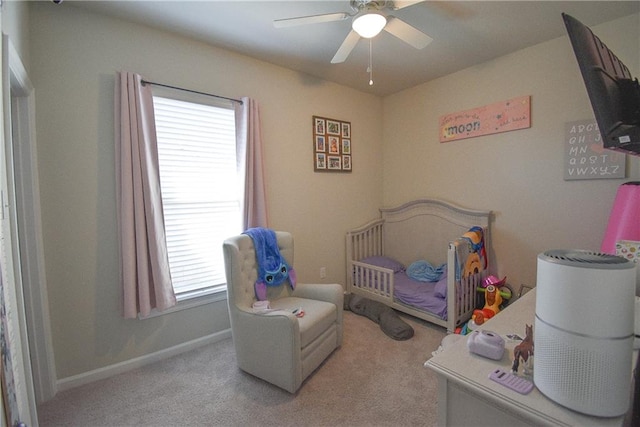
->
[[228, 231, 295, 309]]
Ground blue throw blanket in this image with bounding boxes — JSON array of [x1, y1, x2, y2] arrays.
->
[[406, 260, 446, 282], [243, 227, 296, 300]]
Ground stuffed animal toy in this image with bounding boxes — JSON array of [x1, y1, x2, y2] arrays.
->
[[243, 227, 296, 300], [472, 284, 502, 325], [462, 226, 487, 276]]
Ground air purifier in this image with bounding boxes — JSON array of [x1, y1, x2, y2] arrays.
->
[[534, 249, 636, 417]]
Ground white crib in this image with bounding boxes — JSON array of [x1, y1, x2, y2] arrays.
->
[[346, 199, 493, 333]]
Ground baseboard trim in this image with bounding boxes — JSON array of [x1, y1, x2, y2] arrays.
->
[[56, 329, 232, 393]]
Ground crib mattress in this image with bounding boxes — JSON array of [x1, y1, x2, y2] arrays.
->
[[393, 272, 447, 319]]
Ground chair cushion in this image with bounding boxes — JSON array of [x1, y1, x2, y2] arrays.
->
[[270, 297, 337, 348]]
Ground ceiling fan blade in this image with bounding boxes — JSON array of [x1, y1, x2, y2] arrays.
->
[[392, 1, 424, 10], [331, 30, 361, 64], [273, 12, 350, 28], [383, 16, 433, 49]]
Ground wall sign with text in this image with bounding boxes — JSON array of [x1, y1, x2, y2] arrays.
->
[[564, 119, 625, 180], [313, 115, 352, 173], [439, 95, 531, 143]]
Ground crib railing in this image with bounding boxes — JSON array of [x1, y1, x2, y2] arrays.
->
[[454, 269, 486, 328], [351, 261, 394, 300], [347, 219, 384, 260], [447, 238, 488, 331], [346, 219, 385, 291]]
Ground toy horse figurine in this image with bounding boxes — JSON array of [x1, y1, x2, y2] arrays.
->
[[512, 324, 534, 375]]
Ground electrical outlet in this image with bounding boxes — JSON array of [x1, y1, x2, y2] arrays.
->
[[320, 267, 326, 279]]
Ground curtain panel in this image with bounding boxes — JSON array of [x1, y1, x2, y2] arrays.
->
[[115, 72, 268, 318], [115, 72, 176, 318], [235, 97, 269, 230]]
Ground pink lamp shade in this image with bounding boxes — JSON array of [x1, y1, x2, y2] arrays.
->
[[601, 182, 640, 254]]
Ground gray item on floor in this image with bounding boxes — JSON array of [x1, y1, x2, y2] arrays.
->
[[345, 293, 414, 340]]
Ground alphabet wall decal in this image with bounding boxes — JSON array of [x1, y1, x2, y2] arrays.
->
[[564, 119, 625, 180]]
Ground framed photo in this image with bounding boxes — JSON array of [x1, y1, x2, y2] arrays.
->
[[327, 120, 341, 135], [328, 155, 342, 170], [328, 136, 340, 154], [342, 122, 351, 138], [312, 115, 352, 173], [342, 155, 352, 170], [342, 139, 351, 154]]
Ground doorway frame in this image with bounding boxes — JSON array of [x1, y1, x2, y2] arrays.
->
[[3, 35, 56, 404]]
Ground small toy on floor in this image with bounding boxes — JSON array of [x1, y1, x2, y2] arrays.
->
[[456, 318, 479, 335]]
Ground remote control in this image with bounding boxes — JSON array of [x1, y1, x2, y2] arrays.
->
[[488, 368, 534, 394]]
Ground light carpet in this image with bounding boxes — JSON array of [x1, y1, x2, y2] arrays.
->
[[38, 311, 446, 426]]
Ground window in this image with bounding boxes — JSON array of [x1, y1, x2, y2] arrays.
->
[[153, 94, 241, 301]]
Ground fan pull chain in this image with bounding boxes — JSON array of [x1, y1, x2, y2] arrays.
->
[[368, 39, 374, 86]]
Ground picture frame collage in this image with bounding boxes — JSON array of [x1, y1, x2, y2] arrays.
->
[[313, 115, 352, 172]]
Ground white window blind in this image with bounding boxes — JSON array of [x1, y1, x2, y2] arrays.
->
[[153, 95, 241, 299]]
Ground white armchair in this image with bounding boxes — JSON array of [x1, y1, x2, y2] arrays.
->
[[223, 231, 343, 393]]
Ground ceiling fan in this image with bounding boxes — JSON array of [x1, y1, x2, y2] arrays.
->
[[273, 0, 433, 64]]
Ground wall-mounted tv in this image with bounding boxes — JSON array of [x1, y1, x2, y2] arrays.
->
[[562, 13, 640, 157]]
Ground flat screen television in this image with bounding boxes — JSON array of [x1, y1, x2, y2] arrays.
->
[[562, 13, 640, 156]]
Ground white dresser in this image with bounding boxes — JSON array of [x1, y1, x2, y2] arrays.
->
[[425, 289, 632, 426]]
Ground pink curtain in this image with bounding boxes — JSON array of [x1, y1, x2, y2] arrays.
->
[[235, 97, 269, 229], [115, 72, 176, 318]]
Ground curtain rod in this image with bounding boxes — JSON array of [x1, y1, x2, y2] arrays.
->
[[141, 79, 243, 105]]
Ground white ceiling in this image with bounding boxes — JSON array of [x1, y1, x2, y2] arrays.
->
[[67, 1, 640, 97]]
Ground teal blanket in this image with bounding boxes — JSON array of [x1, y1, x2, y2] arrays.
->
[[406, 260, 446, 282]]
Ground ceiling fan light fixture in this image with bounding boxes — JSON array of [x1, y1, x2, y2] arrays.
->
[[352, 11, 387, 38]]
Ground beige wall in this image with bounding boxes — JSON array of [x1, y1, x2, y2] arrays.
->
[[2, 0, 29, 68], [382, 13, 640, 293], [28, 3, 382, 379], [16, 1, 640, 384]]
